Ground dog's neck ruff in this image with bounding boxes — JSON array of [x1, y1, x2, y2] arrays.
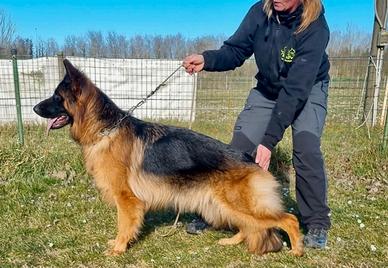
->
[[99, 112, 131, 137], [99, 126, 118, 137]]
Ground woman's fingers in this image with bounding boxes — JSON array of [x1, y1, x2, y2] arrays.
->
[[182, 54, 204, 74], [255, 144, 271, 171]]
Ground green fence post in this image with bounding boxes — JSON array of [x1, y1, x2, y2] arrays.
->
[[57, 51, 65, 79], [383, 109, 388, 150], [11, 49, 24, 145]]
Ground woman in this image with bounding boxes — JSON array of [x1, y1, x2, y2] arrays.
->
[[183, 0, 330, 249]]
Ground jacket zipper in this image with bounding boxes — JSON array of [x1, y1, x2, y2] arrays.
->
[[269, 22, 281, 96]]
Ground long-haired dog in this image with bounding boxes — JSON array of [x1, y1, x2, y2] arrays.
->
[[33, 59, 303, 256]]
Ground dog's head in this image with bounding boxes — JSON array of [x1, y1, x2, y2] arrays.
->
[[33, 59, 89, 134]]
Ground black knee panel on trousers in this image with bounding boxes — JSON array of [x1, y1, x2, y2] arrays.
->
[[230, 131, 257, 157], [292, 131, 331, 229]]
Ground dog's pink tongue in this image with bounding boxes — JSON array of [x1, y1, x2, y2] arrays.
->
[[46, 118, 57, 136]]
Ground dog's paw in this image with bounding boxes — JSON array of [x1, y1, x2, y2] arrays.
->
[[218, 238, 238, 246], [107, 239, 116, 248], [104, 248, 125, 256], [104, 239, 128, 256], [217, 233, 244, 246], [289, 237, 304, 256], [289, 248, 304, 257]]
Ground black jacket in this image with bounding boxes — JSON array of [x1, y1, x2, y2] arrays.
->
[[202, 1, 330, 150]]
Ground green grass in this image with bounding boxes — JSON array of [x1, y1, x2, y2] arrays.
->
[[0, 120, 387, 267]]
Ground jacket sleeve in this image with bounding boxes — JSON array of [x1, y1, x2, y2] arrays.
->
[[202, 3, 261, 72], [261, 22, 330, 151]]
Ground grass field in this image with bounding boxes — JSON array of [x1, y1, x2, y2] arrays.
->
[[0, 119, 387, 267]]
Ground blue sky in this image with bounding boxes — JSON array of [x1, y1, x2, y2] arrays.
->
[[1, 0, 374, 45]]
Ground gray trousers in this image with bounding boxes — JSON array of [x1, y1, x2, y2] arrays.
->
[[230, 81, 331, 230]]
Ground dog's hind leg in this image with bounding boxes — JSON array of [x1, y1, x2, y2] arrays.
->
[[233, 217, 300, 256], [243, 214, 303, 256], [251, 213, 303, 256], [246, 170, 303, 256], [274, 213, 304, 256], [105, 189, 145, 256], [230, 225, 280, 255], [218, 231, 245, 246]]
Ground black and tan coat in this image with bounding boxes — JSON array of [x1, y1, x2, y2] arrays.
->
[[33, 59, 304, 256]]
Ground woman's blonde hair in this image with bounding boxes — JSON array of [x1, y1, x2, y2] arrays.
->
[[263, 0, 322, 34]]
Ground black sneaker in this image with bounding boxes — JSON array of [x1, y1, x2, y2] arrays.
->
[[186, 217, 209, 235], [304, 228, 328, 249]]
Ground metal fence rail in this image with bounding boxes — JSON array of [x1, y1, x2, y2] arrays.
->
[[1, 55, 387, 145]]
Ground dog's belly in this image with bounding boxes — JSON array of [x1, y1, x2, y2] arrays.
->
[[128, 174, 229, 227]]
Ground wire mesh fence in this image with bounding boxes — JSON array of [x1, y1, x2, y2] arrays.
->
[[196, 57, 388, 125], [1, 55, 387, 144], [0, 56, 196, 123]]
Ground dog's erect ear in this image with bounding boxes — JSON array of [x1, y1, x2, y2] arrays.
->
[[63, 59, 83, 81], [63, 59, 85, 95]]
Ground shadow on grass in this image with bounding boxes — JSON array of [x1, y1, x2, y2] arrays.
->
[[138, 210, 198, 241]]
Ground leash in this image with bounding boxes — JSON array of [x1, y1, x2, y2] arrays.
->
[[101, 64, 183, 136], [154, 210, 182, 237], [128, 64, 184, 115]]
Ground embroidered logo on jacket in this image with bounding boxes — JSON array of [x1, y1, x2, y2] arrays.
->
[[280, 47, 296, 63]]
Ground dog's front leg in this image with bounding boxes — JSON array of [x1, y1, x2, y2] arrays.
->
[[105, 189, 145, 256]]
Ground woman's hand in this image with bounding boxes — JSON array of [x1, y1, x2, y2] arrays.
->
[[182, 54, 205, 74], [255, 144, 271, 171]]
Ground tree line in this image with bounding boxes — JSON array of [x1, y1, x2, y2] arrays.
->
[[0, 9, 372, 60]]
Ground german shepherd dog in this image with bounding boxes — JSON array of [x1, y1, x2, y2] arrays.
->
[[33, 59, 303, 256]]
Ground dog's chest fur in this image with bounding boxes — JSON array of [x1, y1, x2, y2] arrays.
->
[[82, 132, 127, 204]]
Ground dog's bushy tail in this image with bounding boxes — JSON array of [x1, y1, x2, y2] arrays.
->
[[248, 169, 284, 218], [260, 228, 284, 253]]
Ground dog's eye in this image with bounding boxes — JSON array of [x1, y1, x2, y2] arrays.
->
[[53, 95, 62, 102]]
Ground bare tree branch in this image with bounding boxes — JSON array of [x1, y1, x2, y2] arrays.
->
[[0, 9, 15, 54]]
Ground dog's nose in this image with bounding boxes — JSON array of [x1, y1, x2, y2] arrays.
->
[[33, 105, 40, 115]]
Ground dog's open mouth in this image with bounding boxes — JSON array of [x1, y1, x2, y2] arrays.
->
[[46, 115, 70, 135]]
